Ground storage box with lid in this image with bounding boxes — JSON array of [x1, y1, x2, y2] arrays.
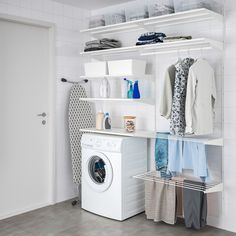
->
[[84, 62, 108, 76], [108, 59, 146, 76]]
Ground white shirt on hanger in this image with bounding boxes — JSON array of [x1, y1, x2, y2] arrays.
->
[[185, 59, 216, 135]]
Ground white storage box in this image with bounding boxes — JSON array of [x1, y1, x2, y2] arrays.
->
[[108, 60, 146, 76], [84, 62, 108, 76], [148, 0, 174, 17], [173, 0, 222, 14]]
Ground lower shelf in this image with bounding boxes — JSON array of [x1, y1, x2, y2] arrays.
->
[[80, 128, 156, 138], [133, 171, 223, 194]]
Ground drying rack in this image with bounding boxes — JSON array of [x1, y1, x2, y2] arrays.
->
[[133, 171, 223, 194]]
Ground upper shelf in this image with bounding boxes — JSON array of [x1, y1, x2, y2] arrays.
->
[[80, 9, 223, 36], [80, 38, 223, 57]]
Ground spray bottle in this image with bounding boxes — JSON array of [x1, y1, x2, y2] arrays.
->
[[124, 78, 133, 99]]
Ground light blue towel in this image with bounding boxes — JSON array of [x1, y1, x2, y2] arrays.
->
[[168, 139, 183, 174], [167, 139, 208, 178], [183, 141, 208, 178]]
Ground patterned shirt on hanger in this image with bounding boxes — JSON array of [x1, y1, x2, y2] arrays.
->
[[170, 58, 195, 136]]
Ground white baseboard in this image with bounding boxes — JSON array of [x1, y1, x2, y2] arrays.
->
[[0, 202, 53, 220]]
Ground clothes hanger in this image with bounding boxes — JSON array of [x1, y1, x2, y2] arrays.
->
[[175, 50, 182, 65]]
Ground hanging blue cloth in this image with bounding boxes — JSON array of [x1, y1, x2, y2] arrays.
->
[[155, 133, 172, 179]]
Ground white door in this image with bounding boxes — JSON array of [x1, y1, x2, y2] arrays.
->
[[0, 17, 55, 219]]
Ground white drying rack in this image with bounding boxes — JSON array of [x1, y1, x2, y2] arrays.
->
[[133, 171, 223, 194]]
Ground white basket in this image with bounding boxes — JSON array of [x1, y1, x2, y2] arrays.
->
[[108, 60, 146, 76], [84, 62, 108, 76], [173, 0, 222, 14], [148, 0, 174, 17]]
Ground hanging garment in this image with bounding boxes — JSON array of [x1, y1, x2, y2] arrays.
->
[[167, 138, 183, 175], [170, 58, 195, 136], [68, 84, 95, 185], [184, 180, 207, 229], [185, 59, 217, 135], [155, 134, 171, 179], [145, 180, 176, 225], [172, 176, 185, 218], [183, 141, 208, 178], [159, 65, 176, 119]]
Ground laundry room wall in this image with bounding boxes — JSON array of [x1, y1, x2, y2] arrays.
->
[[0, 0, 89, 203], [88, 0, 236, 233]]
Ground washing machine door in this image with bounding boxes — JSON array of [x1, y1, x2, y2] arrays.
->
[[85, 151, 113, 193]]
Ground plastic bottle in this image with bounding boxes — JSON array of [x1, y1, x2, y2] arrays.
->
[[133, 80, 140, 99], [127, 81, 133, 99], [99, 77, 110, 98], [121, 78, 128, 98], [103, 113, 111, 130], [96, 111, 104, 130]]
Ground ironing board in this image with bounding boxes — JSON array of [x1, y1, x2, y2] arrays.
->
[[68, 84, 95, 185]]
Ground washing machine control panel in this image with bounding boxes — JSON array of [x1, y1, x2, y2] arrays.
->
[[81, 135, 122, 152]]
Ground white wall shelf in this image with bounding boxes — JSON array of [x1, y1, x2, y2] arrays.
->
[[80, 9, 222, 36], [79, 97, 154, 105], [80, 128, 156, 139], [80, 38, 223, 57], [80, 74, 153, 80]]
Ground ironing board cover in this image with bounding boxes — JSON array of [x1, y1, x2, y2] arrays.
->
[[68, 84, 95, 185]]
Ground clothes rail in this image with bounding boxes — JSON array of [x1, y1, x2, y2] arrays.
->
[[133, 171, 223, 194], [61, 78, 89, 84]]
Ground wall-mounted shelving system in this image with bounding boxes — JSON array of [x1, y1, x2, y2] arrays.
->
[[79, 6, 224, 197]]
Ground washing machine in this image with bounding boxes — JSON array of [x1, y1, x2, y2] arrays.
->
[[81, 133, 147, 221]]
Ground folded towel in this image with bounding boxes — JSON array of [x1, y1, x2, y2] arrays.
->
[[138, 32, 166, 41]]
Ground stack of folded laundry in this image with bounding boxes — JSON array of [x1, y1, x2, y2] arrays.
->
[[84, 38, 122, 52], [163, 36, 192, 43], [136, 32, 166, 46]]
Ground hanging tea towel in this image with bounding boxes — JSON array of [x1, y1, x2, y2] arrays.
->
[[68, 84, 95, 185]]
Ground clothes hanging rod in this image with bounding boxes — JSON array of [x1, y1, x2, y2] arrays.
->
[[61, 78, 88, 84]]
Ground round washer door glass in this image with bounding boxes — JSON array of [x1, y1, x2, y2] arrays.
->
[[86, 152, 113, 192]]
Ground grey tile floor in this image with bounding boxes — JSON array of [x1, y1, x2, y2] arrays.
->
[[0, 200, 235, 236]]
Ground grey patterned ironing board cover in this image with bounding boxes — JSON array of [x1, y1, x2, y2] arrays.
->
[[68, 84, 95, 185]]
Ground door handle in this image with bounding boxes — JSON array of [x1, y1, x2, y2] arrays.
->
[[37, 112, 47, 117]]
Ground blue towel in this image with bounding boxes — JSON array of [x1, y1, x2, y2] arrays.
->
[[155, 134, 172, 179]]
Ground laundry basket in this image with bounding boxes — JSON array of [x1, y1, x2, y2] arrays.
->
[[148, 0, 174, 17], [173, 0, 222, 14]]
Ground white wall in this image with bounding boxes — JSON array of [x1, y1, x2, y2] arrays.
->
[[0, 0, 89, 203], [207, 0, 236, 232]]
